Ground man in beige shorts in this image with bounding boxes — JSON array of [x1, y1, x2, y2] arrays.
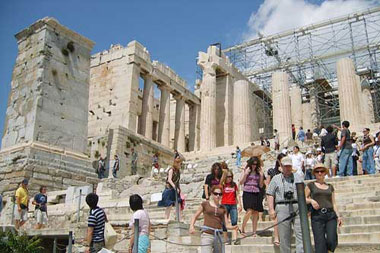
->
[[14, 179, 29, 229], [32, 186, 48, 229]]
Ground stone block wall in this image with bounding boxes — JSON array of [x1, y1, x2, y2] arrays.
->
[[2, 18, 94, 154], [0, 143, 97, 197], [89, 126, 175, 178]]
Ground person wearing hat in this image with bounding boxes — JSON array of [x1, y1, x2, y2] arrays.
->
[[14, 179, 29, 229], [305, 163, 342, 253], [267, 156, 304, 253]]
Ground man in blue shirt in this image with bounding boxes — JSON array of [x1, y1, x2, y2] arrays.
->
[[32, 186, 48, 229]]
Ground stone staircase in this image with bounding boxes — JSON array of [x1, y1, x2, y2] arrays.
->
[[2, 146, 380, 253]]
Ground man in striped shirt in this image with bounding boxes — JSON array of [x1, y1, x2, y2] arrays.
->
[[85, 193, 107, 253]]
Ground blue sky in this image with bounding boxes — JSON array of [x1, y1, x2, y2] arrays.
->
[[0, 0, 374, 146]]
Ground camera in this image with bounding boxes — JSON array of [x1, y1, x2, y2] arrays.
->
[[284, 191, 294, 200]]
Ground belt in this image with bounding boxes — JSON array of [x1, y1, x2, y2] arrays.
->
[[276, 200, 298, 205], [313, 208, 334, 214], [201, 226, 225, 253]]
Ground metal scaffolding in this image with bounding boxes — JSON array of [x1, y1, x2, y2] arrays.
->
[[223, 6, 380, 126]]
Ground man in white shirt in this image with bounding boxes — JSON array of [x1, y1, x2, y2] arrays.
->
[[290, 146, 305, 178]]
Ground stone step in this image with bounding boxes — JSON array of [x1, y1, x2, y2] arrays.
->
[[221, 242, 380, 253]]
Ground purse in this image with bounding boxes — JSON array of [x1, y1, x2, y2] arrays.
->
[[104, 222, 117, 249]]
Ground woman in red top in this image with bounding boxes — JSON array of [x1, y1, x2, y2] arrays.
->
[[222, 171, 242, 244]]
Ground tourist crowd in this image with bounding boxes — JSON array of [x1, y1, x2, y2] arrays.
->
[[7, 121, 380, 253]]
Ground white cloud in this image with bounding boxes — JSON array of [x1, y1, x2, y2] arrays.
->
[[243, 0, 379, 40]]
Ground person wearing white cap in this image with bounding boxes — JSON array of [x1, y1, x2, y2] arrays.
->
[[267, 156, 304, 253]]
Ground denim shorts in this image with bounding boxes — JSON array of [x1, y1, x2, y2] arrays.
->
[[224, 204, 238, 226]]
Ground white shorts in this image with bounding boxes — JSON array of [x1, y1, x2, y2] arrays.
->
[[35, 209, 48, 225], [14, 205, 28, 221]]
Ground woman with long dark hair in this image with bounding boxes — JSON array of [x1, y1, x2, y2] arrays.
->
[[203, 163, 223, 200], [239, 157, 264, 236]]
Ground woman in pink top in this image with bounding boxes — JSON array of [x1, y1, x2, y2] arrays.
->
[[239, 157, 264, 236], [129, 194, 151, 253]]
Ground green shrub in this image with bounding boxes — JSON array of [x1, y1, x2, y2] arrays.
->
[[0, 231, 43, 253]]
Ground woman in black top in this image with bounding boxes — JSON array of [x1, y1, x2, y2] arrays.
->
[[305, 163, 342, 253], [203, 163, 223, 200]]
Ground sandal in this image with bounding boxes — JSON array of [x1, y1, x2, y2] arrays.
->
[[273, 238, 280, 246], [252, 233, 257, 238]]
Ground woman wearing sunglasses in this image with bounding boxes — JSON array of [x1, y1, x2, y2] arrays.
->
[[189, 185, 238, 253], [305, 163, 342, 253], [239, 157, 264, 236], [221, 171, 242, 244]]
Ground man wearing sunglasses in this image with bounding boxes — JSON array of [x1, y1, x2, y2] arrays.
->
[[267, 156, 304, 253]]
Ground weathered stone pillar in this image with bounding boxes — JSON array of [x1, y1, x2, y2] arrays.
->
[[1, 17, 94, 153], [158, 86, 171, 147], [233, 80, 253, 144], [225, 74, 234, 146], [174, 96, 186, 152], [309, 87, 320, 129], [290, 85, 303, 129], [140, 75, 154, 139], [199, 63, 217, 151], [337, 58, 363, 127], [188, 104, 197, 151], [194, 86, 202, 151], [272, 72, 292, 144], [362, 86, 375, 125], [302, 103, 313, 131]]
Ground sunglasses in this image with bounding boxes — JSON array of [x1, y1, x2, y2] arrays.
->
[[213, 192, 223, 196], [315, 170, 325, 174], [252, 163, 258, 166]]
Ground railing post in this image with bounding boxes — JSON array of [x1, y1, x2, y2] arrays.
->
[[68, 231, 73, 253], [174, 187, 180, 222], [11, 196, 15, 225], [77, 189, 82, 223], [53, 237, 57, 253], [132, 219, 139, 253], [296, 183, 313, 253]]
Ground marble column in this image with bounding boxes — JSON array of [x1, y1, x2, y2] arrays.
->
[[309, 87, 320, 129], [140, 75, 154, 139], [200, 63, 217, 151], [362, 87, 375, 125], [337, 58, 363, 127], [158, 86, 171, 147], [175, 95, 186, 152], [188, 104, 197, 151], [194, 87, 201, 151], [302, 102, 313, 132], [272, 72, 292, 144], [290, 85, 303, 129], [225, 74, 234, 146], [233, 79, 253, 144]]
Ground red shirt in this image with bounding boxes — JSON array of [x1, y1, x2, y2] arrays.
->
[[222, 183, 238, 205]]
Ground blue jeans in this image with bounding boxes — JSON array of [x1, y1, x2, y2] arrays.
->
[[338, 148, 353, 176], [236, 154, 241, 167], [305, 169, 314, 180], [363, 147, 375, 174], [224, 204, 238, 226]]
